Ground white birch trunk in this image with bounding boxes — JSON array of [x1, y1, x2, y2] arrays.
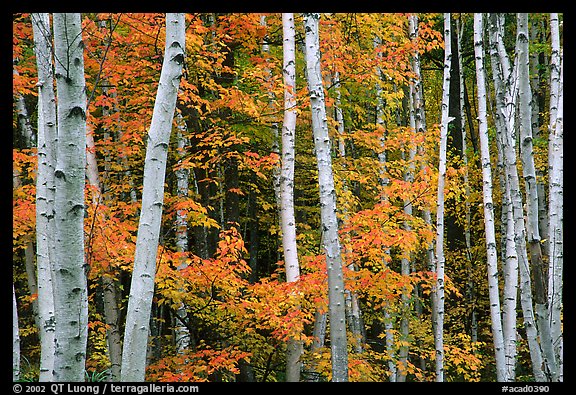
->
[[529, 20, 549, 257], [31, 12, 57, 382], [173, 112, 191, 354], [306, 310, 327, 381], [547, 13, 563, 382], [121, 13, 185, 382], [261, 15, 282, 223], [517, 13, 559, 381], [473, 14, 508, 381], [13, 65, 36, 147], [304, 13, 348, 382], [13, 284, 21, 381], [280, 13, 303, 382], [332, 68, 364, 354], [395, 78, 416, 384], [13, 65, 42, 333], [174, 113, 191, 353], [409, 17, 436, 348], [52, 13, 89, 382], [501, 182, 519, 382], [433, 13, 453, 382], [488, 13, 545, 382], [485, 18, 520, 382]]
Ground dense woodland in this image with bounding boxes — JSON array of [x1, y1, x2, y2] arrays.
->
[[12, 12, 563, 382]]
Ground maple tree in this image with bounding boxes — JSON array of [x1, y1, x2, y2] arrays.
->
[[12, 12, 563, 383]]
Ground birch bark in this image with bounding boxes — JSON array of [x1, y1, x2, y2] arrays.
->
[[280, 13, 303, 382], [473, 14, 507, 381], [121, 13, 185, 382], [304, 13, 348, 382], [433, 13, 454, 382], [174, 112, 191, 354], [31, 12, 57, 382], [488, 13, 545, 382], [517, 13, 558, 381], [52, 13, 89, 382], [13, 284, 21, 381], [547, 13, 563, 382]]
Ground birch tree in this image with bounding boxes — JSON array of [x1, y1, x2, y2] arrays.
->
[[547, 13, 563, 382], [174, 112, 191, 354], [488, 13, 545, 381], [517, 13, 558, 381], [433, 13, 453, 382], [121, 13, 185, 382], [473, 13, 507, 381], [31, 12, 57, 382], [52, 13, 89, 381], [304, 12, 348, 382], [13, 284, 21, 381], [280, 12, 303, 382]]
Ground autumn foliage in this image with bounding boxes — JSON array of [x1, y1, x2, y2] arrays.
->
[[13, 12, 560, 382]]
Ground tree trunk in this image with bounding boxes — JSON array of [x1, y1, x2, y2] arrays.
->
[[13, 284, 21, 381], [174, 112, 191, 354], [305, 310, 327, 381], [121, 13, 185, 382], [52, 12, 89, 382], [31, 12, 57, 382], [304, 13, 348, 382], [13, 63, 42, 333], [333, 68, 364, 356], [547, 13, 563, 382], [433, 13, 453, 382], [473, 14, 508, 381], [280, 13, 303, 382], [517, 13, 558, 381], [488, 13, 545, 382]]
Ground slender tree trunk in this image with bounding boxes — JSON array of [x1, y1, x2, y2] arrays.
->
[[305, 310, 327, 381], [473, 14, 508, 381], [86, 119, 123, 382], [121, 13, 185, 382], [304, 13, 348, 382], [13, 284, 21, 381], [174, 112, 191, 354], [547, 13, 563, 382], [332, 67, 364, 355], [409, 17, 436, 355], [13, 64, 42, 333], [488, 13, 545, 382], [13, 65, 36, 147], [31, 13, 57, 382], [517, 13, 558, 381], [52, 13, 89, 382], [486, 21, 519, 382], [456, 17, 477, 343], [280, 13, 303, 382], [529, 19, 549, 257], [433, 13, 453, 382], [261, 15, 282, 216], [407, 15, 437, 374]]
